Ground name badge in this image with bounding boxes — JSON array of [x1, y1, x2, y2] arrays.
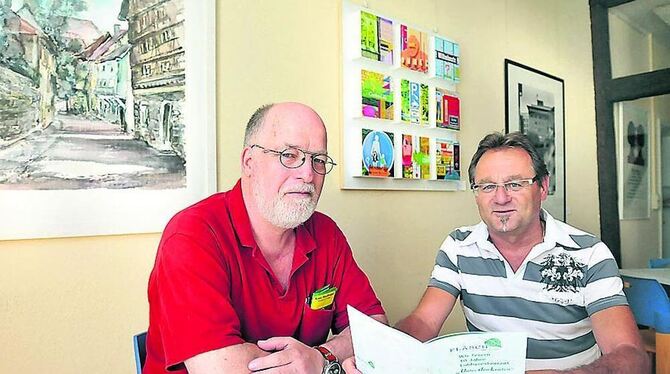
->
[[306, 285, 337, 310]]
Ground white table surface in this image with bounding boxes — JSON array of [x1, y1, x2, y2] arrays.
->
[[620, 268, 670, 286]]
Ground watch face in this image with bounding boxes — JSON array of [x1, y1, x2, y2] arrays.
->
[[325, 362, 342, 374]]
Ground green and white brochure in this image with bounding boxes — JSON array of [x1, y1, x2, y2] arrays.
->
[[348, 305, 527, 373]]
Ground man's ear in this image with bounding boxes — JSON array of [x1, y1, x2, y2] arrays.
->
[[539, 175, 550, 200], [241, 147, 254, 177]]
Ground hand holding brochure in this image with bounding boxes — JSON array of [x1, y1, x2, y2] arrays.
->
[[347, 305, 527, 373]]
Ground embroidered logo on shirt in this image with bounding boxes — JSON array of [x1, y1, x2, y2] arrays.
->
[[539, 253, 586, 293]]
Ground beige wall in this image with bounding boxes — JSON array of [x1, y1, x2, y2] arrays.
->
[[1, 1, 600, 373]]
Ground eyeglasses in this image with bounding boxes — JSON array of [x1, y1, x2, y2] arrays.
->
[[250, 144, 337, 175], [471, 176, 539, 195]]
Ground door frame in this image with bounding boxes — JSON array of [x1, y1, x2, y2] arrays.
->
[[590, 0, 670, 266]]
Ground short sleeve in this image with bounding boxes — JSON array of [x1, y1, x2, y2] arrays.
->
[[329, 227, 385, 333], [428, 235, 462, 297], [151, 232, 244, 369], [582, 242, 628, 315]]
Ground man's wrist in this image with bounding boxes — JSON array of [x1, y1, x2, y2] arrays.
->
[[314, 345, 329, 370], [314, 346, 342, 374]]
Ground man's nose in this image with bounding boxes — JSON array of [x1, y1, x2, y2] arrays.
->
[[492, 185, 512, 202], [295, 157, 315, 182]]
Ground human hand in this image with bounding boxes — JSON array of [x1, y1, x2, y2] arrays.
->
[[342, 356, 362, 374], [248, 336, 324, 373]]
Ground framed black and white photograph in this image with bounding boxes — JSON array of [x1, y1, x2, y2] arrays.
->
[[505, 59, 565, 221]]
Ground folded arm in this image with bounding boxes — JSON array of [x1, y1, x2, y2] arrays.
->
[[184, 314, 388, 373], [184, 342, 269, 374], [248, 314, 387, 373]]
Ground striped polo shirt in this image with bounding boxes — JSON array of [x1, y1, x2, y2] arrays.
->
[[429, 210, 627, 371]]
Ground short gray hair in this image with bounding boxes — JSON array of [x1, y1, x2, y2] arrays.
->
[[468, 132, 549, 186], [243, 103, 274, 146]]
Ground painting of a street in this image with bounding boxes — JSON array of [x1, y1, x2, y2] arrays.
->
[[0, 0, 186, 190]]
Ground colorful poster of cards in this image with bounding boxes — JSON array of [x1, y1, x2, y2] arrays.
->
[[434, 36, 460, 82], [401, 134, 420, 179], [361, 70, 394, 120], [436, 139, 460, 180], [362, 129, 395, 177], [360, 11, 393, 64], [401, 79, 429, 125], [400, 24, 428, 73], [435, 88, 460, 130], [419, 136, 430, 179]]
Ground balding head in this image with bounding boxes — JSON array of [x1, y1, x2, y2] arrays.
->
[[243, 102, 327, 147], [241, 102, 329, 230]]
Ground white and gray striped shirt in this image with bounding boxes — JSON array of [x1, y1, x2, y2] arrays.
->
[[429, 210, 627, 371]]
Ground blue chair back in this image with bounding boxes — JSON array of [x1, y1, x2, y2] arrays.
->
[[133, 331, 147, 374], [649, 258, 670, 268], [622, 276, 670, 334]]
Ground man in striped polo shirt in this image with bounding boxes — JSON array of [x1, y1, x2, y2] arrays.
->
[[396, 132, 649, 372]]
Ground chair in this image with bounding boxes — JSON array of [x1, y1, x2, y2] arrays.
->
[[622, 276, 670, 374], [649, 258, 670, 268], [133, 331, 147, 374]]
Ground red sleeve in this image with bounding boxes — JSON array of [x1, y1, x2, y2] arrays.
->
[[152, 230, 244, 368], [330, 226, 385, 333]]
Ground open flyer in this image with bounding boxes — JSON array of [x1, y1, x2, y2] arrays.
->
[[348, 305, 527, 373]]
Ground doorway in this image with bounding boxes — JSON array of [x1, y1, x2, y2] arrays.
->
[[590, 0, 670, 267]]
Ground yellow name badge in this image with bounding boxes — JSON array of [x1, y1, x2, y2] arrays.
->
[[308, 285, 337, 310]]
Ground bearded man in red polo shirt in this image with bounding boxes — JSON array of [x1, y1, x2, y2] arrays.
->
[[143, 102, 387, 374]]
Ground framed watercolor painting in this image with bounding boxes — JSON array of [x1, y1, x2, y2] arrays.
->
[[0, 0, 216, 239]]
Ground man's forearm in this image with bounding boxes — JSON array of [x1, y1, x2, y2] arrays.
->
[[324, 314, 388, 361], [568, 345, 650, 374], [395, 313, 439, 342], [185, 342, 270, 374]]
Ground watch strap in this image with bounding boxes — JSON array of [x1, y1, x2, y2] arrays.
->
[[314, 345, 338, 363]]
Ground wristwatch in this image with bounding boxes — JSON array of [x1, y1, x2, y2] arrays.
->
[[314, 345, 343, 374]]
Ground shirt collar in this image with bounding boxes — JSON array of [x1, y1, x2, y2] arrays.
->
[[459, 220, 489, 247], [227, 179, 256, 249], [462, 209, 573, 252], [541, 209, 586, 249]]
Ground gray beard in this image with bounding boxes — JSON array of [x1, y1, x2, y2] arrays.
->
[[252, 179, 318, 229]]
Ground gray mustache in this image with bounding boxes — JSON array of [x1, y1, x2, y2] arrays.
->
[[282, 184, 316, 194]]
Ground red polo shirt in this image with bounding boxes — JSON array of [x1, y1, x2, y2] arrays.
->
[[143, 180, 384, 373]]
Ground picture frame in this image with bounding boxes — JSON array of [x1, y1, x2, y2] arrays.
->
[[0, 0, 216, 240], [341, 1, 465, 191], [615, 101, 650, 220], [505, 59, 565, 221]]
